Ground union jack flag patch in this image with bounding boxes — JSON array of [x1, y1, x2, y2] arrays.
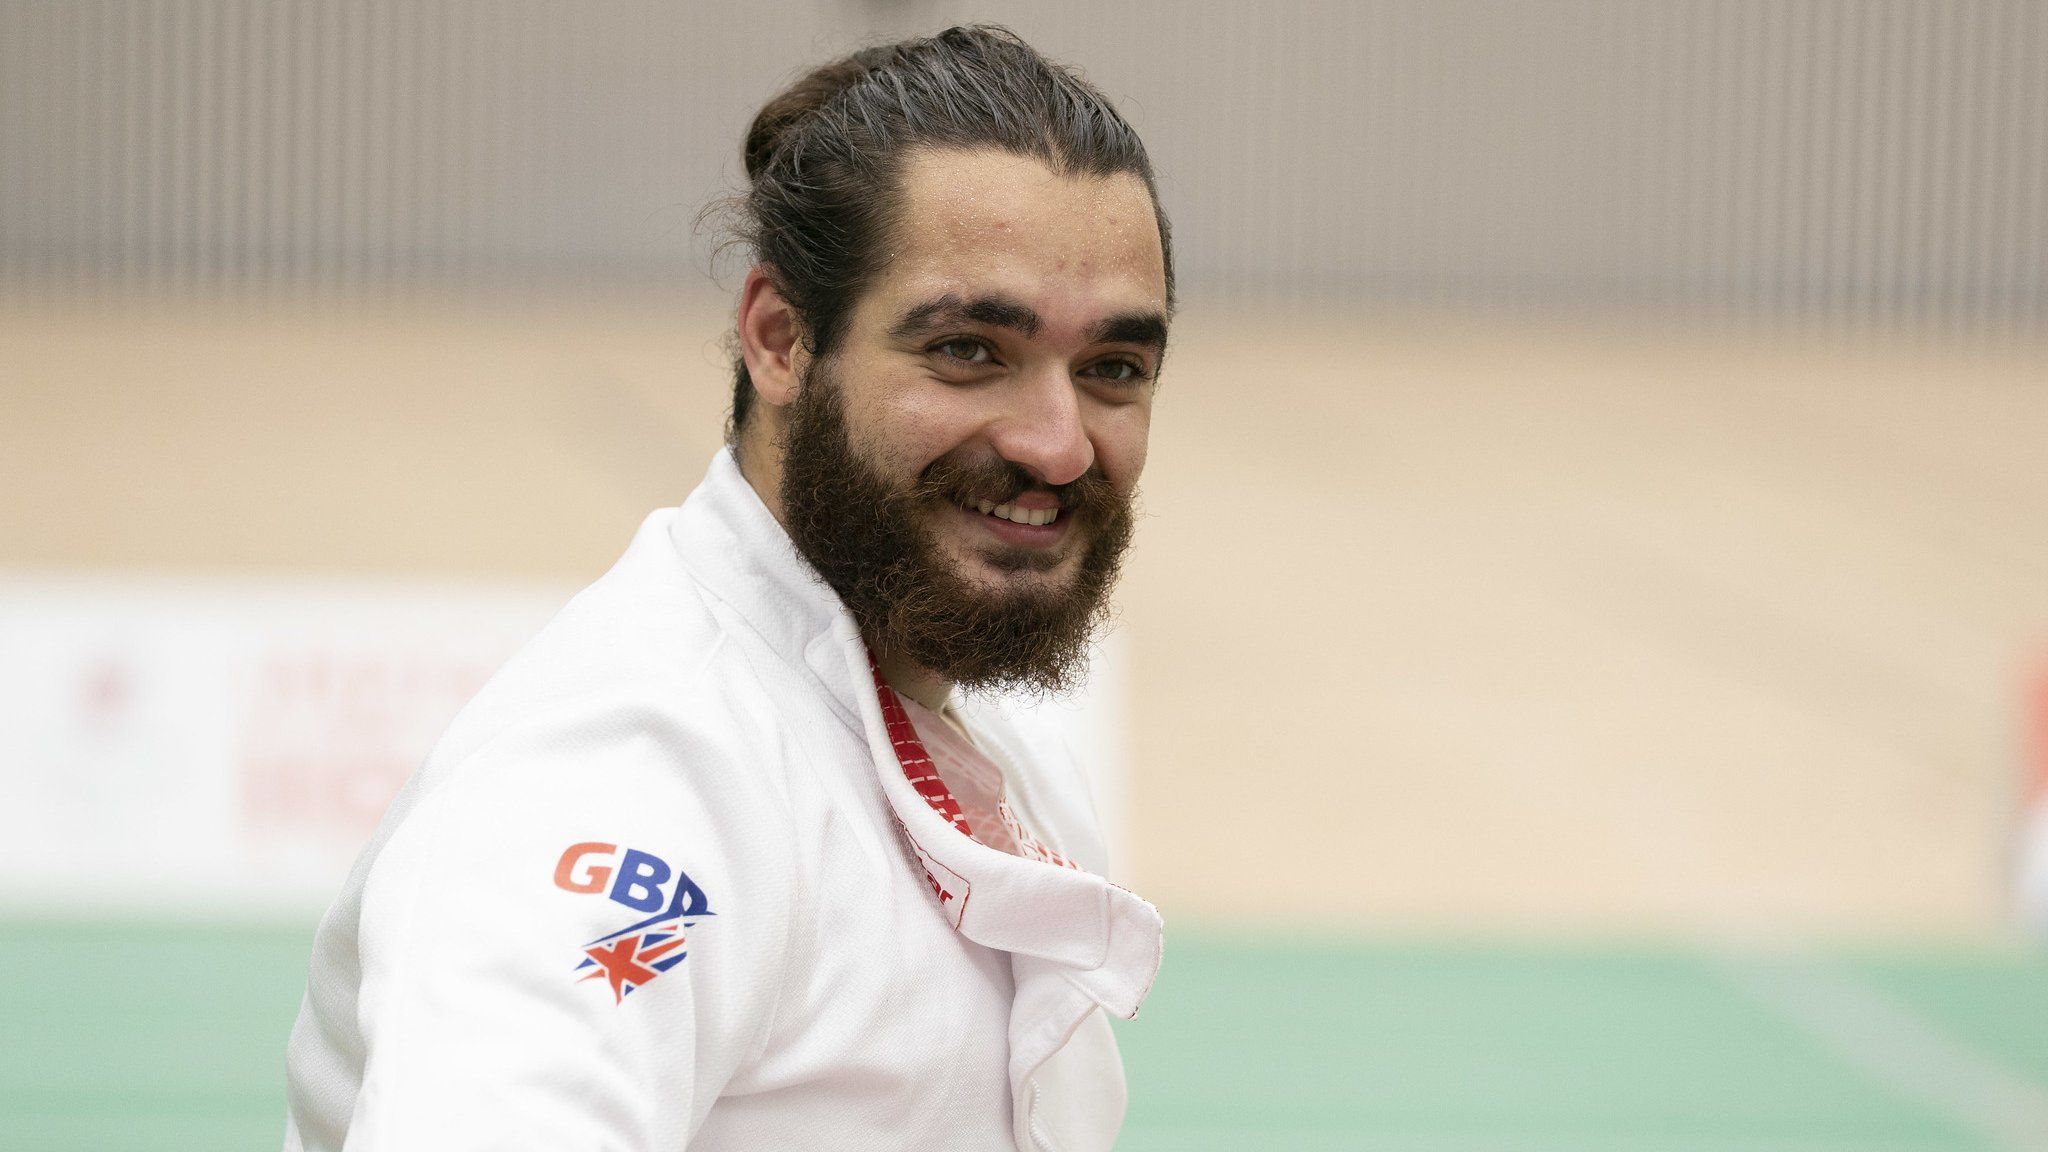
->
[[576, 918, 696, 1003], [553, 840, 715, 1004]]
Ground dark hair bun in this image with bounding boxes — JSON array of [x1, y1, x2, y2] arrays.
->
[[743, 49, 890, 182]]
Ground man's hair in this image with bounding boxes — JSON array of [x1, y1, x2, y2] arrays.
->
[[724, 24, 1174, 438]]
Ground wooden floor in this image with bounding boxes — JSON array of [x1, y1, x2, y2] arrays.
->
[[1130, 309, 2048, 938], [3, 294, 2044, 939]]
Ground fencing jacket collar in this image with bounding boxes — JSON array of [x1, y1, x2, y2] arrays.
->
[[669, 449, 1164, 1147]]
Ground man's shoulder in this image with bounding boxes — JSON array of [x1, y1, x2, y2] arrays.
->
[[395, 514, 800, 835]]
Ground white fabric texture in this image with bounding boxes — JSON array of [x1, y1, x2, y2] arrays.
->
[[281, 448, 1164, 1152]]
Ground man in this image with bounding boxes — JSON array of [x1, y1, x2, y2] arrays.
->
[[284, 25, 1172, 1152]]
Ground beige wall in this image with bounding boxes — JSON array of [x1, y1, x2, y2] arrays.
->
[[7, 295, 2042, 939]]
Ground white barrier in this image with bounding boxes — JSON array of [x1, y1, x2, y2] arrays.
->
[[0, 576, 572, 914], [2020, 669, 2048, 939], [0, 573, 1129, 915]]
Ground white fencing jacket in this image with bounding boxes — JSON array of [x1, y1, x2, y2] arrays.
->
[[283, 449, 1164, 1152]]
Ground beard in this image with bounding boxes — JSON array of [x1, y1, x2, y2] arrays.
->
[[777, 357, 1135, 697]]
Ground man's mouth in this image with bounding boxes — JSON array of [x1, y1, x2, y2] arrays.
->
[[970, 499, 1060, 527]]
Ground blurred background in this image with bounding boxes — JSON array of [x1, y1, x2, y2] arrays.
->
[[3, 1, 2047, 1148]]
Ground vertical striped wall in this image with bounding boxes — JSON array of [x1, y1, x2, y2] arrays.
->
[[1, 0, 2042, 328]]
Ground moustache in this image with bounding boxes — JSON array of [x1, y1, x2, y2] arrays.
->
[[915, 454, 1120, 517]]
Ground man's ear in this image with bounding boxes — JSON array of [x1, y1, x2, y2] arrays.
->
[[738, 265, 805, 408]]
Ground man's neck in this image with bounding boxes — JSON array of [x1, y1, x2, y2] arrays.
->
[[876, 651, 953, 716], [734, 425, 788, 526]]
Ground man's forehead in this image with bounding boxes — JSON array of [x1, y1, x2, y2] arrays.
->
[[878, 148, 1168, 338]]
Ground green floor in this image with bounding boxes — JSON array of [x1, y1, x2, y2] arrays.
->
[[3, 921, 2044, 1150]]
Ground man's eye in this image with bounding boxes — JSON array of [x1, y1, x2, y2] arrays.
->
[[1083, 359, 1148, 383], [933, 339, 992, 364]]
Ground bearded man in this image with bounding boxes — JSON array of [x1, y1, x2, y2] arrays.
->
[[284, 25, 1172, 1152]]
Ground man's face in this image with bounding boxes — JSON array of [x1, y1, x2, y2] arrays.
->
[[778, 147, 1169, 693]]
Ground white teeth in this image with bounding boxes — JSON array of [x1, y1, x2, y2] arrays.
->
[[976, 501, 1060, 526]]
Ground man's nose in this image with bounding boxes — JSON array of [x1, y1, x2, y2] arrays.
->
[[989, 363, 1093, 488]]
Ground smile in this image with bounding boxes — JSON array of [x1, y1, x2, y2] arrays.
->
[[972, 500, 1059, 527]]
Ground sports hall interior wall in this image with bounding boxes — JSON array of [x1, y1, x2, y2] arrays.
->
[[3, 0, 2045, 943]]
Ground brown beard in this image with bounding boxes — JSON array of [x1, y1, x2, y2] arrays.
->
[[777, 356, 1135, 696]]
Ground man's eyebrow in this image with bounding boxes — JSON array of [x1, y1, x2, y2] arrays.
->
[[1087, 311, 1169, 352], [890, 294, 1041, 340]]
